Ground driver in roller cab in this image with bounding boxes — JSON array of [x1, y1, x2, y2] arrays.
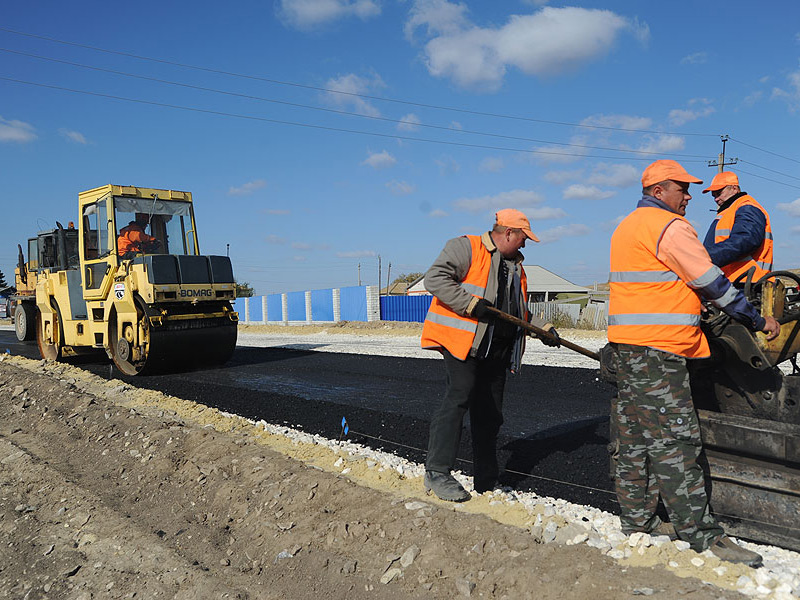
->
[[118, 213, 160, 258]]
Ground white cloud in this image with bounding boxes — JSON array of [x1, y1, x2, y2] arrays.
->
[[742, 90, 763, 108], [265, 234, 286, 244], [266, 209, 290, 215], [277, 0, 380, 30], [587, 163, 640, 188], [450, 121, 463, 130], [386, 180, 416, 195], [526, 206, 567, 220], [669, 98, 715, 126], [429, 209, 449, 217], [293, 255, 308, 262], [537, 223, 591, 244], [404, 0, 470, 40], [361, 149, 397, 168], [777, 198, 800, 217], [292, 242, 311, 250], [337, 250, 377, 258], [680, 52, 708, 65], [479, 157, 504, 172], [323, 73, 384, 117], [452, 188, 545, 213], [580, 114, 653, 131], [601, 215, 627, 231], [408, 5, 648, 90], [0, 116, 36, 143], [563, 184, 615, 200], [435, 154, 460, 175], [397, 113, 421, 131], [59, 129, 88, 144], [544, 169, 582, 184], [771, 67, 800, 112], [637, 134, 686, 154], [228, 179, 267, 196]]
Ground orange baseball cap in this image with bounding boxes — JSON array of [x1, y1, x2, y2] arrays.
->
[[702, 171, 739, 194], [641, 159, 703, 188], [496, 208, 539, 242]]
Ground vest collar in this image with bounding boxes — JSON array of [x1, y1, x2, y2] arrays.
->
[[637, 194, 679, 214], [716, 191, 747, 213]]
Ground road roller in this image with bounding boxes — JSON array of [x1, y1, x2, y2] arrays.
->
[[31, 184, 238, 374]]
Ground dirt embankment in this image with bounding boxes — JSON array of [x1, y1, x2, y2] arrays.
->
[[0, 355, 744, 599]]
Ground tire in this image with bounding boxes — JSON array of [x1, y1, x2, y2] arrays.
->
[[14, 302, 37, 342], [36, 300, 63, 361], [109, 300, 150, 376]]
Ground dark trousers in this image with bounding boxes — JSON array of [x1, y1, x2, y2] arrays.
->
[[425, 343, 510, 489]]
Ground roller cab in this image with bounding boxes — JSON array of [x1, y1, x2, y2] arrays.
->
[[35, 184, 238, 375]]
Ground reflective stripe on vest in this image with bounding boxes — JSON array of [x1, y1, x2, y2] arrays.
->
[[608, 207, 710, 358], [714, 195, 773, 282]]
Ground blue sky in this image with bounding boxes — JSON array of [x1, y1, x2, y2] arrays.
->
[[3, 1, 800, 295]]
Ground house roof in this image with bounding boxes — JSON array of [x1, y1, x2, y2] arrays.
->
[[406, 265, 589, 294], [522, 265, 589, 293]]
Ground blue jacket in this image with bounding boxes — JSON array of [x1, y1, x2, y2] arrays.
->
[[702, 192, 766, 268]]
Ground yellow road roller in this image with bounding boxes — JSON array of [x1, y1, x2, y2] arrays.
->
[[33, 184, 238, 374]]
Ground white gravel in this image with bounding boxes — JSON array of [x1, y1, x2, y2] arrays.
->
[[236, 329, 607, 369]]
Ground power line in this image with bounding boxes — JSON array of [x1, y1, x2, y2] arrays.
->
[[0, 26, 718, 138], [737, 159, 800, 183], [728, 137, 800, 165], [733, 168, 800, 191], [0, 76, 710, 163], [0, 47, 712, 160]]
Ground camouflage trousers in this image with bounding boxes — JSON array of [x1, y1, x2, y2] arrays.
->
[[613, 344, 723, 551]]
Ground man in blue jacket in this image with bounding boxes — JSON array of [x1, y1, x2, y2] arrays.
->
[[702, 171, 772, 283]]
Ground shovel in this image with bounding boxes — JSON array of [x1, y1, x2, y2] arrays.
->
[[486, 306, 600, 361]]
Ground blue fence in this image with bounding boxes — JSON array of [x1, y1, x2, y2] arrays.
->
[[340, 286, 368, 321], [311, 288, 334, 321], [380, 295, 432, 322], [267, 294, 282, 322]]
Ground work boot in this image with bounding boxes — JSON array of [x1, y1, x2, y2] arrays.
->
[[473, 479, 498, 494], [424, 471, 470, 502], [650, 521, 677, 540], [709, 536, 763, 568]]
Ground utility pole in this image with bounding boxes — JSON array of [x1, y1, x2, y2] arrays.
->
[[378, 255, 382, 296], [708, 134, 738, 173], [357, 262, 361, 286], [386, 262, 392, 295], [226, 243, 229, 257]]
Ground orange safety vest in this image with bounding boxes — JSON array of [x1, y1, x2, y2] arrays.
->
[[608, 207, 710, 358], [713, 194, 773, 283], [420, 235, 528, 360], [117, 224, 156, 256]]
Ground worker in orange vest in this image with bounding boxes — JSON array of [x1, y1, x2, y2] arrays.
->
[[420, 209, 559, 502], [118, 213, 160, 258], [702, 171, 772, 284], [608, 159, 778, 567]]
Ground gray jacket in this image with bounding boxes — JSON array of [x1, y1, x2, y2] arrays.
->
[[424, 232, 547, 371]]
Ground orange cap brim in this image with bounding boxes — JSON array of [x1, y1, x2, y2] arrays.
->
[[522, 228, 540, 242]]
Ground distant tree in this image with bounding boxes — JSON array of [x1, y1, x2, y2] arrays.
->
[[0, 268, 7, 289], [235, 281, 255, 297], [392, 272, 423, 285]]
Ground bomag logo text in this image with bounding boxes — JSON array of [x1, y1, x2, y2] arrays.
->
[[179, 289, 213, 298]]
